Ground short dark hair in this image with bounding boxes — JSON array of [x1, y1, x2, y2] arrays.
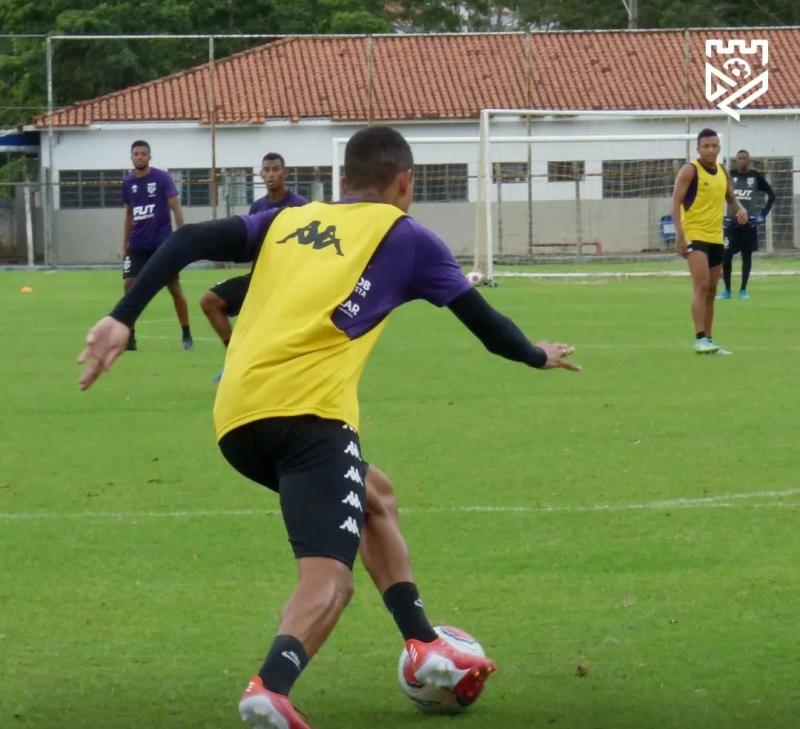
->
[[736, 149, 750, 156], [697, 128, 718, 144], [344, 126, 413, 191], [262, 152, 285, 167], [131, 140, 150, 152]]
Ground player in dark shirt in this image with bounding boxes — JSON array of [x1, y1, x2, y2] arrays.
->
[[79, 127, 581, 729], [121, 140, 193, 350], [718, 150, 775, 300], [200, 153, 306, 381]]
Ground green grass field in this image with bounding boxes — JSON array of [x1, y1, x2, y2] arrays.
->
[[2, 263, 799, 728]]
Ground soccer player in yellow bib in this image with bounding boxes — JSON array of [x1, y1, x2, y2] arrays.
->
[[672, 128, 748, 354], [78, 126, 580, 729]]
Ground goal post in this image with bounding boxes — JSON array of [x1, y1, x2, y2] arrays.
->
[[476, 109, 726, 283], [331, 123, 722, 282]]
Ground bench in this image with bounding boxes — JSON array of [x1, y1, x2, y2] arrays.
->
[[531, 240, 604, 255]]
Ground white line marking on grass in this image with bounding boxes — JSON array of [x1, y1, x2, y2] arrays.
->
[[137, 335, 218, 342], [2, 488, 798, 521], [495, 270, 800, 279]]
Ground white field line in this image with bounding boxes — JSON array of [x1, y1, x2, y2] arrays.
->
[[495, 270, 800, 279], [1, 488, 798, 522], [137, 334, 218, 342]]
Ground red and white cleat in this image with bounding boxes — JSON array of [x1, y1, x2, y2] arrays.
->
[[404, 637, 497, 706], [239, 676, 312, 729]]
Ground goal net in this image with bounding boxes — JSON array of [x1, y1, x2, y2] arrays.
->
[[332, 123, 720, 282], [475, 110, 719, 282]]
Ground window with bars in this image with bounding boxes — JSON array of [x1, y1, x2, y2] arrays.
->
[[493, 161, 529, 184], [172, 169, 213, 207], [413, 164, 468, 202], [285, 166, 333, 202], [547, 161, 585, 183], [59, 170, 125, 209], [602, 159, 684, 198]]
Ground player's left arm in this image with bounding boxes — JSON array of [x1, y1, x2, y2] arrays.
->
[[404, 220, 579, 372], [725, 169, 748, 224], [448, 289, 580, 371], [168, 194, 184, 229], [756, 172, 776, 219]]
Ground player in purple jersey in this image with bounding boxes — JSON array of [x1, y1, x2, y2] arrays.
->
[[79, 127, 581, 729], [121, 140, 192, 351], [200, 153, 307, 377]]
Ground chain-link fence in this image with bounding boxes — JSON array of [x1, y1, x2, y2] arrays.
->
[[1, 30, 798, 265]]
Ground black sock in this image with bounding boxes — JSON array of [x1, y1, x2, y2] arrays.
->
[[383, 582, 438, 642], [222, 339, 230, 348], [181, 325, 191, 339], [258, 635, 308, 695], [696, 331, 706, 340], [129, 327, 136, 340]]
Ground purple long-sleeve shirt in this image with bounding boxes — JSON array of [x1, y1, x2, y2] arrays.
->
[[239, 206, 471, 338]]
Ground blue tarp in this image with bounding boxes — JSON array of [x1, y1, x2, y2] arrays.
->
[[0, 130, 40, 153]]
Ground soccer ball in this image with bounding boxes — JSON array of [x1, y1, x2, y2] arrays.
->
[[465, 271, 484, 286], [397, 625, 487, 714]]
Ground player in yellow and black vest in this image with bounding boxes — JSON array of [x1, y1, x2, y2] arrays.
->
[[78, 127, 581, 729], [672, 128, 747, 354]]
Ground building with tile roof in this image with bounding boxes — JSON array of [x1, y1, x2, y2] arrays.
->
[[25, 30, 800, 264]]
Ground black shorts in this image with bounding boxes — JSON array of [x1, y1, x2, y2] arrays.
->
[[686, 241, 725, 268], [123, 248, 179, 283], [725, 224, 758, 254], [209, 273, 251, 317], [219, 415, 366, 568]]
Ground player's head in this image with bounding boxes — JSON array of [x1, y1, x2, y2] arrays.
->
[[261, 153, 287, 193], [343, 126, 414, 212], [696, 129, 720, 165], [130, 140, 151, 170], [735, 149, 751, 173]]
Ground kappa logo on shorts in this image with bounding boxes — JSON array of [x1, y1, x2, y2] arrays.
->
[[341, 423, 357, 433], [339, 516, 361, 537], [341, 491, 363, 511], [343, 441, 361, 459], [343, 466, 363, 485]]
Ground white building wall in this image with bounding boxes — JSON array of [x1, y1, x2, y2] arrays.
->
[[39, 114, 800, 263]]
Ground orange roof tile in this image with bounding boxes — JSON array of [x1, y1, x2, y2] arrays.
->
[[34, 30, 800, 127]]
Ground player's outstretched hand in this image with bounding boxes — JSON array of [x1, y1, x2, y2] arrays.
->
[[537, 340, 582, 372], [77, 316, 130, 390]]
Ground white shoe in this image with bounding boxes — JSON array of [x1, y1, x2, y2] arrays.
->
[[694, 337, 719, 354]]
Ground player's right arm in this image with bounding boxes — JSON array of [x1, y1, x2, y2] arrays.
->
[[122, 205, 132, 257], [79, 213, 274, 390], [671, 163, 695, 259]]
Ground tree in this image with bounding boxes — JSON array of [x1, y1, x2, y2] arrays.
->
[[0, 0, 391, 129]]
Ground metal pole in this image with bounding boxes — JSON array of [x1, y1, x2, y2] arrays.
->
[[574, 172, 583, 258], [209, 35, 218, 218], [525, 31, 533, 258], [366, 35, 373, 124], [24, 183, 34, 267], [44, 35, 54, 266], [496, 167, 503, 256]]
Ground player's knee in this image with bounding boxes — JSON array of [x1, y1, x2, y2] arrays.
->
[[298, 557, 355, 609], [200, 291, 218, 314], [365, 467, 398, 520]]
